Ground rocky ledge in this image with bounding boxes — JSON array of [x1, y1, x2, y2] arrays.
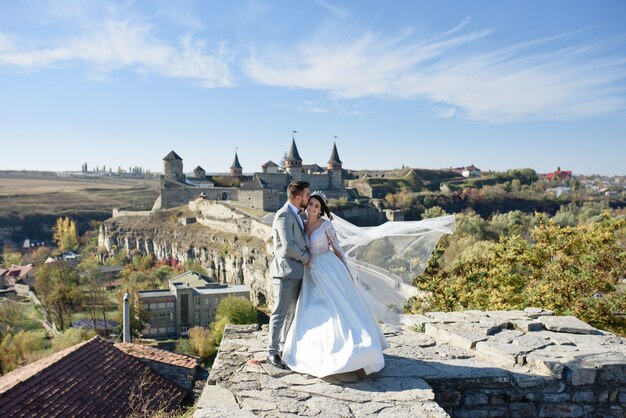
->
[[195, 310, 626, 417]]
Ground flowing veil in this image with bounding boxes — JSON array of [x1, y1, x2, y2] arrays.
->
[[331, 214, 456, 324]]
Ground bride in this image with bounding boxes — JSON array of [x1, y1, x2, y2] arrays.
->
[[281, 192, 388, 377]]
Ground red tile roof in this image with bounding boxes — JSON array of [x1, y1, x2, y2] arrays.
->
[[0, 337, 189, 417], [114, 342, 198, 369]]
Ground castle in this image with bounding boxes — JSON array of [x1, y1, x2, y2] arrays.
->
[[152, 139, 350, 212]]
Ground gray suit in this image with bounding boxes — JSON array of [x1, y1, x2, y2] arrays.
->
[[268, 202, 310, 356]]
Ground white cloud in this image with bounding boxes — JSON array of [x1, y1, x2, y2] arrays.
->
[[244, 25, 626, 122], [312, 0, 348, 17], [0, 18, 233, 88]]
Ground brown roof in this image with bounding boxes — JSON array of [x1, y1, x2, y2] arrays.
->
[[4, 265, 34, 278], [114, 342, 198, 369], [0, 337, 188, 417]]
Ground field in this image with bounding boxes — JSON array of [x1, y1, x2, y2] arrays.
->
[[0, 172, 160, 244]]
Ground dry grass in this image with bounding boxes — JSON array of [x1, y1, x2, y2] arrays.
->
[[0, 173, 161, 243]]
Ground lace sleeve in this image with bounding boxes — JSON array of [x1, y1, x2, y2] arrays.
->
[[325, 221, 348, 267]]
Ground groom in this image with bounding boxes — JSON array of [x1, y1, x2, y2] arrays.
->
[[267, 180, 311, 369]]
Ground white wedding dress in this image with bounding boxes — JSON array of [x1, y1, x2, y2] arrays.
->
[[282, 220, 389, 378]]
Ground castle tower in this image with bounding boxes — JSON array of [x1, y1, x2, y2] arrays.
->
[[230, 152, 243, 177], [284, 138, 303, 175], [327, 142, 342, 170], [163, 151, 184, 182], [327, 143, 344, 190]]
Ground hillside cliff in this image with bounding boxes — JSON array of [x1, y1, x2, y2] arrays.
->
[[98, 207, 274, 306]]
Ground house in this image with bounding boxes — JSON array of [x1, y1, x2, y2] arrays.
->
[[0, 336, 197, 417], [138, 271, 250, 338], [261, 160, 280, 174], [0, 264, 35, 288], [545, 168, 573, 181], [461, 165, 481, 178], [546, 186, 571, 198]]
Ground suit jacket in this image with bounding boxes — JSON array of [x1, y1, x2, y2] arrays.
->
[[270, 202, 310, 279]]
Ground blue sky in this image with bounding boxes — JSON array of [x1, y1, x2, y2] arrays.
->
[[1, 0, 625, 175]]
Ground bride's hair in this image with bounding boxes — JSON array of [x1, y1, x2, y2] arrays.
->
[[310, 194, 333, 220]]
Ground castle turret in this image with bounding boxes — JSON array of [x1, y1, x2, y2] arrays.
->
[[163, 151, 184, 182], [327, 143, 344, 189], [327, 142, 342, 170], [230, 153, 242, 177], [284, 138, 303, 175], [192, 166, 206, 179]]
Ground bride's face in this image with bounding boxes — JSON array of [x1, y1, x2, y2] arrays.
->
[[307, 198, 321, 220]]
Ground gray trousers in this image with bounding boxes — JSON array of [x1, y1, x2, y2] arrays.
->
[[267, 277, 302, 356]]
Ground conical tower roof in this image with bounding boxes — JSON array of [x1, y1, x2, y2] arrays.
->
[[286, 138, 302, 162], [327, 142, 342, 165], [230, 153, 242, 169], [163, 151, 182, 161]]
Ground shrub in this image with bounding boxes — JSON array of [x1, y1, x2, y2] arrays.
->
[[187, 327, 216, 362], [211, 296, 258, 345]]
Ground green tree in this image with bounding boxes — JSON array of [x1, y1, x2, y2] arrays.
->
[[211, 296, 258, 345], [1, 247, 22, 267], [79, 258, 112, 334], [35, 262, 83, 330], [422, 206, 447, 219]]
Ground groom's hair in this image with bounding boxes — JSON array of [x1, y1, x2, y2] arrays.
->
[[287, 181, 310, 200]]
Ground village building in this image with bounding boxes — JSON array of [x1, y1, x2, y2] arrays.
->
[[0, 336, 198, 417], [138, 271, 249, 338], [545, 167, 573, 181]]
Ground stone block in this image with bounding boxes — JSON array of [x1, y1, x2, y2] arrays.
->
[[564, 362, 597, 386], [377, 402, 449, 418], [475, 341, 526, 367], [539, 316, 597, 334], [400, 313, 439, 328], [488, 329, 525, 343], [524, 307, 554, 318], [580, 352, 626, 383], [531, 330, 575, 346], [512, 319, 545, 332], [512, 334, 554, 351], [464, 391, 489, 405], [426, 311, 476, 323], [426, 322, 454, 344], [452, 407, 506, 418], [194, 383, 240, 413], [543, 393, 571, 402], [435, 390, 461, 406], [572, 391, 595, 402], [619, 390, 626, 403], [510, 402, 538, 418], [525, 353, 566, 379], [538, 403, 584, 417]]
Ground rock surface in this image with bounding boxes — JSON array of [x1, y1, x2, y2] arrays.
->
[[195, 311, 626, 417]]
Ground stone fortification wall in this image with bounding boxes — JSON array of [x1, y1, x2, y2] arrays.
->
[[158, 186, 239, 210], [238, 189, 284, 212], [254, 173, 290, 190], [112, 209, 152, 218], [195, 310, 626, 418]]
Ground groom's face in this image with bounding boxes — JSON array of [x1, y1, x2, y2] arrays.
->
[[299, 188, 311, 209]]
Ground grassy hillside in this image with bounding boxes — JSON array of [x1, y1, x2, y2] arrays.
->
[[0, 173, 160, 244]]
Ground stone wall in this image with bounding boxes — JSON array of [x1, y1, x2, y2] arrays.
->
[[195, 311, 626, 418]]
